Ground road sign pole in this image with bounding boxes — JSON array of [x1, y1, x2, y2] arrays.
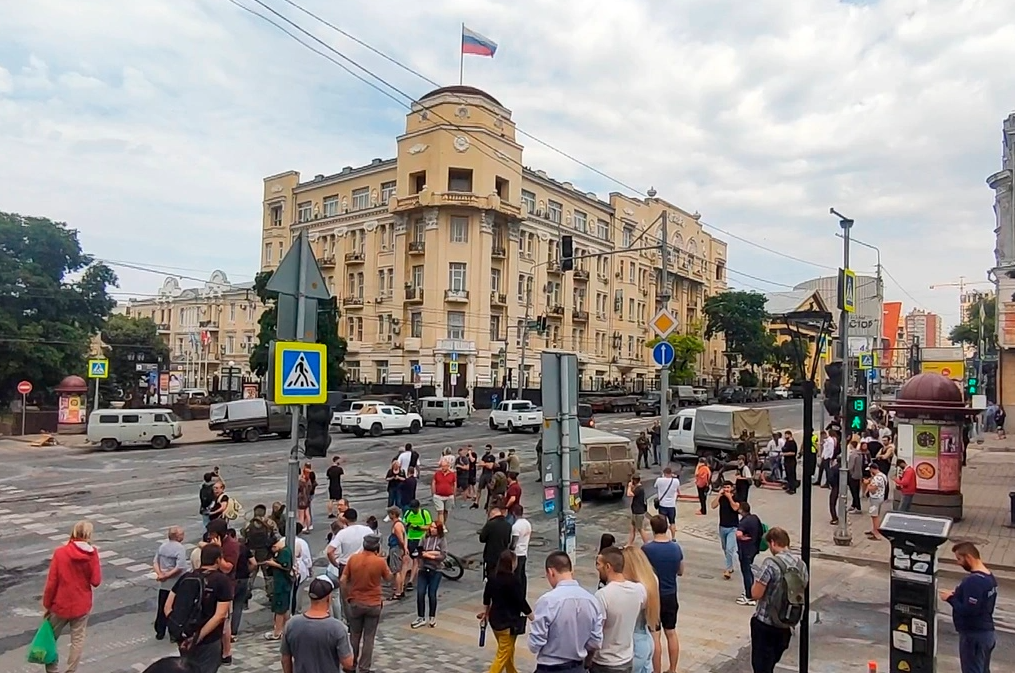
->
[[284, 235, 311, 566], [94, 377, 100, 412], [21, 393, 27, 435], [659, 211, 670, 462]]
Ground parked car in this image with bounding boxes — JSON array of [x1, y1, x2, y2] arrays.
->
[[87, 409, 183, 452], [489, 400, 542, 433], [773, 386, 791, 399], [788, 380, 807, 399], [578, 403, 595, 428], [692, 387, 709, 404], [419, 396, 470, 427], [343, 404, 422, 437], [666, 404, 773, 464], [333, 399, 388, 432], [208, 398, 295, 442], [717, 386, 747, 403], [635, 391, 671, 416]]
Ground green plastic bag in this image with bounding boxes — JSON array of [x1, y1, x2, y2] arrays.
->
[[26, 619, 58, 665]]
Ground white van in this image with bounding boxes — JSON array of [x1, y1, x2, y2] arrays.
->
[[87, 409, 183, 451], [667, 408, 698, 456], [419, 397, 470, 427]]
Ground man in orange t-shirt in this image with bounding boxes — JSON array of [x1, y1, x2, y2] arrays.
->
[[341, 535, 391, 673]]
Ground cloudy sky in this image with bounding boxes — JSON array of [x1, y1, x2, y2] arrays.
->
[[2, 0, 1013, 328]]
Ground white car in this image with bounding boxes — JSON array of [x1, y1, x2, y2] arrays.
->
[[343, 404, 422, 437], [489, 400, 543, 433], [774, 386, 791, 399]]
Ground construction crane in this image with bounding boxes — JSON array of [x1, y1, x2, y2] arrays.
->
[[930, 276, 993, 324]]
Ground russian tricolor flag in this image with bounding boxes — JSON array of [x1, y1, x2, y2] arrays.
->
[[462, 26, 498, 57]]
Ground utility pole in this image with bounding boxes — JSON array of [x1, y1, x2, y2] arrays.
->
[[831, 208, 853, 547], [517, 302, 531, 400], [658, 210, 671, 461]]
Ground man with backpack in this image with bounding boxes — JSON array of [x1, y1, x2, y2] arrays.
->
[[242, 505, 277, 600], [749, 526, 809, 673], [164, 545, 234, 673], [199, 472, 216, 527]]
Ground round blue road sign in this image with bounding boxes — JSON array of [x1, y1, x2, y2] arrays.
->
[[652, 341, 675, 367]]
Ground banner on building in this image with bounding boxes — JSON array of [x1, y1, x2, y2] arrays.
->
[[920, 361, 964, 380]]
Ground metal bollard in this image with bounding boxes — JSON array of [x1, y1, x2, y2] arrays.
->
[[868, 662, 877, 673], [1009, 492, 1015, 526]]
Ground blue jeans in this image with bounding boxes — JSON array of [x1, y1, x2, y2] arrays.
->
[[959, 631, 995, 673], [739, 549, 757, 597], [416, 567, 442, 618], [719, 526, 738, 571], [387, 489, 401, 509], [632, 625, 654, 673]]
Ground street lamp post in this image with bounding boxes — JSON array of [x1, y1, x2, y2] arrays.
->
[[830, 208, 854, 549]]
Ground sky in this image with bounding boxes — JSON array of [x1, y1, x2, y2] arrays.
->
[[1, 0, 1013, 330]]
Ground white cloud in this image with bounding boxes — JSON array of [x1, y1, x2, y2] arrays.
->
[[0, 0, 1013, 326]]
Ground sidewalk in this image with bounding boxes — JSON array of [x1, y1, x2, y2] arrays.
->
[[0, 419, 224, 450], [678, 446, 1015, 574]]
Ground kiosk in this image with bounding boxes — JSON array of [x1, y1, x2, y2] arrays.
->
[[879, 511, 953, 673]]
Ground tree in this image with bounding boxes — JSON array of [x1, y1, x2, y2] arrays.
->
[[949, 295, 996, 351], [703, 290, 774, 370], [249, 270, 348, 387], [646, 333, 705, 385], [99, 314, 170, 402], [0, 212, 117, 404], [768, 339, 806, 383]]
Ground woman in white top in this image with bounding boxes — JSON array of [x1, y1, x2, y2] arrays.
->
[[622, 546, 660, 673]]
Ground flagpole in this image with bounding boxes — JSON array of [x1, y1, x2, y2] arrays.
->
[[459, 22, 464, 85]]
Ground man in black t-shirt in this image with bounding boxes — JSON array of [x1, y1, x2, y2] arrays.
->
[[626, 475, 649, 546], [326, 457, 344, 518], [474, 446, 497, 510], [167, 545, 234, 673]]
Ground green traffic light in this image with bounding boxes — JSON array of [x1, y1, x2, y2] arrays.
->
[[850, 416, 863, 430]]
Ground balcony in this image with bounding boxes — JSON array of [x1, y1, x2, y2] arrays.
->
[[548, 304, 565, 317], [408, 241, 426, 255], [390, 191, 522, 220], [547, 261, 562, 274], [156, 323, 171, 333], [491, 245, 507, 259], [490, 291, 507, 307], [318, 254, 336, 268], [445, 289, 470, 303], [404, 287, 424, 304], [403, 337, 422, 352], [342, 297, 364, 308], [572, 309, 589, 322], [345, 251, 365, 264], [573, 269, 590, 281], [199, 320, 218, 330]]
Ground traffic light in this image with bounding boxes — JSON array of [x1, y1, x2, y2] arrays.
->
[[304, 403, 332, 457], [497, 348, 507, 368], [967, 375, 979, 396], [560, 235, 574, 271], [845, 395, 868, 433], [822, 360, 843, 417]]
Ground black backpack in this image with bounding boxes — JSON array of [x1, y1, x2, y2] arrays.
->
[[199, 483, 214, 513], [245, 518, 270, 552], [764, 556, 807, 628], [167, 571, 207, 642]]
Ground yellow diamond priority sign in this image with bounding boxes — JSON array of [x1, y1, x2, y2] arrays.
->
[[650, 308, 678, 339]]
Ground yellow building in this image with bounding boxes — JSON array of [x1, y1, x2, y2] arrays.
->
[[763, 290, 835, 388], [262, 86, 728, 397], [123, 273, 262, 390]]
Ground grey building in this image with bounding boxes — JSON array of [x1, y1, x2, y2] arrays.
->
[[988, 112, 1015, 408], [794, 275, 883, 341]]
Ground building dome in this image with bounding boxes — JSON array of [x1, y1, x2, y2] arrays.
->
[[55, 375, 88, 392], [419, 85, 502, 107], [897, 373, 964, 405]]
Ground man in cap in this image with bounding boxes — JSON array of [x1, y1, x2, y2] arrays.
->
[[281, 577, 354, 673], [341, 535, 391, 673]]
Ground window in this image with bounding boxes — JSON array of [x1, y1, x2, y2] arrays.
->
[[270, 204, 283, 227], [682, 416, 693, 431], [517, 274, 528, 302], [410, 170, 426, 194], [597, 219, 610, 240], [265, 244, 273, 263], [410, 312, 423, 337], [351, 187, 370, 211], [380, 181, 396, 204], [448, 168, 473, 192], [447, 311, 466, 339], [413, 218, 425, 242], [297, 201, 312, 222], [356, 272, 364, 298], [716, 261, 725, 281], [495, 176, 509, 200], [229, 304, 236, 321], [377, 314, 392, 342], [573, 210, 587, 233], [521, 190, 536, 214], [346, 317, 363, 341], [450, 216, 469, 243], [346, 360, 361, 381], [516, 320, 526, 348], [547, 200, 562, 224], [323, 196, 340, 217], [122, 414, 140, 424], [352, 230, 365, 252], [412, 265, 424, 288], [490, 315, 502, 341], [386, 268, 394, 295], [629, 263, 636, 284], [628, 298, 635, 320], [346, 273, 356, 296], [490, 268, 501, 293], [99, 414, 118, 424], [227, 335, 235, 352], [623, 226, 633, 247], [448, 263, 467, 291]]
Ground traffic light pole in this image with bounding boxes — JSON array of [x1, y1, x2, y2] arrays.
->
[[832, 210, 853, 547], [658, 211, 671, 462]]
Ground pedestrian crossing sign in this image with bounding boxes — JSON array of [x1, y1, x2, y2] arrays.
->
[[87, 358, 109, 379], [273, 341, 327, 404]]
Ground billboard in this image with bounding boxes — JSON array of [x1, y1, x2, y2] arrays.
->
[[920, 361, 964, 380]]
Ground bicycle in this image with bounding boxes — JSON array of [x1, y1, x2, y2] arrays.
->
[[440, 552, 465, 581]]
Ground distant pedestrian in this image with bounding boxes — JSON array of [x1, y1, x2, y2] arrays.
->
[[302, 462, 317, 531], [384, 460, 405, 512], [650, 422, 661, 466], [894, 459, 917, 512], [166, 545, 232, 673], [242, 504, 276, 601], [468, 446, 479, 502], [153, 526, 189, 640], [641, 515, 682, 673], [199, 473, 216, 527], [262, 536, 294, 640], [735, 455, 753, 503], [504, 472, 523, 525], [995, 405, 1006, 438], [399, 467, 418, 510], [818, 431, 835, 487], [396, 444, 413, 475], [528, 551, 604, 673], [942, 542, 997, 673], [653, 467, 680, 535], [42, 521, 102, 673], [735, 502, 762, 607], [477, 445, 497, 507], [206, 481, 230, 523], [510, 508, 532, 595], [780, 432, 798, 495], [749, 527, 809, 673], [626, 475, 649, 546], [297, 470, 313, 532], [291, 523, 313, 612], [712, 481, 740, 581], [507, 448, 521, 474], [846, 439, 864, 513], [431, 459, 457, 527], [386, 507, 409, 600], [636, 431, 651, 470], [412, 522, 447, 629], [591, 546, 646, 673], [455, 446, 471, 501], [480, 505, 513, 581], [229, 529, 255, 637], [325, 509, 372, 620], [865, 463, 888, 540], [326, 456, 344, 519], [827, 460, 841, 525], [693, 458, 711, 516], [402, 500, 432, 589], [341, 535, 391, 673], [620, 546, 660, 673], [478, 550, 532, 673], [280, 577, 355, 673]]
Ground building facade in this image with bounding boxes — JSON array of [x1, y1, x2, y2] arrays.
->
[[261, 86, 728, 398], [989, 111, 1015, 408], [904, 309, 943, 349], [123, 273, 262, 391]]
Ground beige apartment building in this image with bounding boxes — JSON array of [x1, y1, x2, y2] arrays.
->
[[262, 85, 728, 398], [122, 272, 262, 390]]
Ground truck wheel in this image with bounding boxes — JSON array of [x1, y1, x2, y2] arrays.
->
[[635, 411, 642, 417], [436, 418, 445, 427], [532, 426, 541, 433], [151, 435, 169, 450], [244, 428, 260, 443], [278, 432, 291, 440], [507, 421, 516, 433], [369, 423, 383, 437], [454, 419, 463, 427], [489, 418, 497, 430], [409, 420, 421, 434], [353, 428, 365, 438], [230, 430, 243, 443], [100, 438, 119, 452]]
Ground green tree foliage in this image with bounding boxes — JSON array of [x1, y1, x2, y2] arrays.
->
[[0, 212, 116, 404], [949, 295, 996, 351], [703, 290, 774, 367], [646, 333, 705, 385], [99, 314, 170, 401], [249, 271, 347, 387], [768, 339, 806, 382]]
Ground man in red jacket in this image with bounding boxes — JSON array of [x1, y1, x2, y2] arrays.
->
[[894, 459, 917, 512], [43, 520, 102, 673]]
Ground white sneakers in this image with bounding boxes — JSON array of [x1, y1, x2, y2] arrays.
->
[[736, 594, 757, 606]]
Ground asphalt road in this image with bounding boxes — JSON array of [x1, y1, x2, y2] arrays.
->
[[0, 400, 818, 673]]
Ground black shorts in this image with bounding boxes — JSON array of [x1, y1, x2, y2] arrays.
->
[[407, 539, 422, 559], [457, 476, 469, 490], [659, 593, 678, 630]]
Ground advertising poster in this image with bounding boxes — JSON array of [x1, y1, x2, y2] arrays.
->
[[242, 384, 260, 400], [920, 361, 965, 380], [58, 395, 83, 424], [938, 426, 962, 493], [912, 425, 940, 491]]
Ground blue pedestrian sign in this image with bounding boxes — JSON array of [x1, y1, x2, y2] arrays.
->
[[273, 341, 327, 404], [652, 341, 675, 368], [411, 363, 422, 375], [87, 358, 109, 379]]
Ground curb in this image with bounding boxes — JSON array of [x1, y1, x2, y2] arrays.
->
[[812, 549, 1015, 586], [0, 436, 227, 450]]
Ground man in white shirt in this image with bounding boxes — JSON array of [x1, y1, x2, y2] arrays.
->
[[511, 509, 532, 594], [653, 467, 680, 535], [396, 444, 413, 475], [765, 432, 784, 482], [325, 508, 372, 620], [293, 523, 313, 610], [592, 546, 646, 673], [818, 431, 836, 487]]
